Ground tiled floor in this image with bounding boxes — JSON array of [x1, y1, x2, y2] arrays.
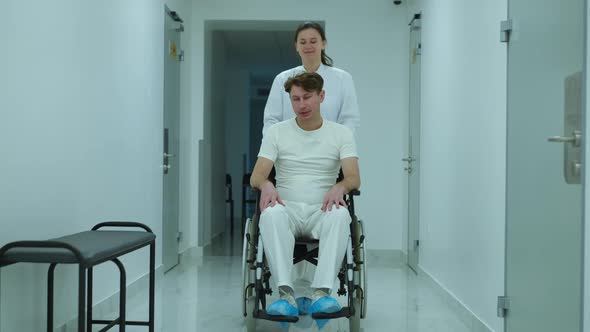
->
[[105, 223, 472, 332]]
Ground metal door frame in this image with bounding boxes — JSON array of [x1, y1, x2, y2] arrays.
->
[[162, 5, 183, 272], [407, 12, 422, 274]]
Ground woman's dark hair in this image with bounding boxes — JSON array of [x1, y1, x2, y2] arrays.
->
[[294, 22, 334, 67]]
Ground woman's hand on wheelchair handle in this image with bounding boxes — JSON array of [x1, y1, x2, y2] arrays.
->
[[260, 181, 285, 212], [322, 183, 348, 212]]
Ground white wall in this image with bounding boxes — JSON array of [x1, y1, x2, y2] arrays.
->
[[188, 0, 409, 251], [584, 1, 590, 331], [407, 0, 507, 331], [0, 0, 190, 329]]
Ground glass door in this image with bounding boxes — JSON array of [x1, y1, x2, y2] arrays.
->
[[505, 0, 585, 330]]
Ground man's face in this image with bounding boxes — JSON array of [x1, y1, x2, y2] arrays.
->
[[289, 85, 325, 120]]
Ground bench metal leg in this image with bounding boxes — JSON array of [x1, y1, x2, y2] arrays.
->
[[112, 258, 126, 332], [78, 266, 86, 332], [87, 267, 93, 331], [43, 244, 153, 332], [48, 264, 88, 332], [149, 242, 155, 332], [87, 246, 154, 332], [48, 263, 57, 332]]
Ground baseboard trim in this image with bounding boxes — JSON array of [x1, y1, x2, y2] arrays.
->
[[366, 249, 407, 267], [56, 265, 164, 332], [416, 265, 495, 332]]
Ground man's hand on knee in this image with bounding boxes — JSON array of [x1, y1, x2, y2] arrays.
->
[[260, 181, 285, 212], [321, 183, 348, 212]]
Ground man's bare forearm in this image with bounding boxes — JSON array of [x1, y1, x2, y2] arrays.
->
[[250, 157, 274, 189], [337, 175, 360, 194], [250, 173, 271, 189]]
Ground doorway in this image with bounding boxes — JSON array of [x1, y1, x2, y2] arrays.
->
[[162, 6, 183, 271], [199, 21, 301, 251], [406, 13, 422, 274]]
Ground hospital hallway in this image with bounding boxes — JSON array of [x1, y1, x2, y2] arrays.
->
[[2, 1, 589, 331], [106, 221, 478, 332]]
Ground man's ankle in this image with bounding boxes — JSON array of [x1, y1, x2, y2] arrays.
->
[[279, 285, 297, 306], [312, 288, 330, 302]]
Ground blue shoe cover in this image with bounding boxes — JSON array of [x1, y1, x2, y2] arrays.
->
[[267, 299, 298, 317], [267, 299, 298, 328], [310, 296, 341, 330], [296, 297, 312, 315]]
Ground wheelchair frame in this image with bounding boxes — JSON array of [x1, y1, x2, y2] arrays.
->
[[241, 189, 367, 331]]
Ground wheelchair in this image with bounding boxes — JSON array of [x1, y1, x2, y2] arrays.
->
[[241, 178, 367, 331]]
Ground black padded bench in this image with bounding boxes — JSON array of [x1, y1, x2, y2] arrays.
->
[[0, 221, 156, 332]]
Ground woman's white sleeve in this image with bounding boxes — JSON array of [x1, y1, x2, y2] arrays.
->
[[339, 73, 360, 133], [262, 75, 284, 136]]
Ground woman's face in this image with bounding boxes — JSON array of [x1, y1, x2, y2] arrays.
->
[[295, 28, 326, 62]]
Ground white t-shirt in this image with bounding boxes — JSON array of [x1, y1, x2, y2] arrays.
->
[[262, 64, 360, 136], [258, 118, 358, 205]]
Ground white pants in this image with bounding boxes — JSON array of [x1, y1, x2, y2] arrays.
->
[[259, 201, 351, 294]]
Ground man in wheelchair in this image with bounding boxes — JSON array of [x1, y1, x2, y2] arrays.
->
[[250, 72, 361, 327]]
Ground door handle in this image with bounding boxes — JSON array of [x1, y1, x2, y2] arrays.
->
[[164, 153, 176, 158], [547, 130, 581, 147], [402, 157, 415, 162]]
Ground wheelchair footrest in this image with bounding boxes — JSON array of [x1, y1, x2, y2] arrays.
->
[[254, 309, 299, 323], [311, 307, 351, 320]]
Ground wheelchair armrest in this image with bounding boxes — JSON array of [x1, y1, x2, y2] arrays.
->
[[252, 187, 359, 196]]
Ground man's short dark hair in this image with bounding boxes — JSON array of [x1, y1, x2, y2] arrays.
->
[[284, 72, 324, 94]]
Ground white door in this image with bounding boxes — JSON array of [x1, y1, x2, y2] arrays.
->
[[162, 7, 182, 272], [504, 0, 585, 330], [406, 14, 422, 273]]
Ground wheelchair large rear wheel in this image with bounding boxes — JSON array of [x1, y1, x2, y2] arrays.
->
[[358, 219, 368, 319], [245, 296, 257, 332], [242, 218, 252, 317], [349, 297, 362, 332]]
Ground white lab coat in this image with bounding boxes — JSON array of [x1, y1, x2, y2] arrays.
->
[[262, 63, 360, 136]]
